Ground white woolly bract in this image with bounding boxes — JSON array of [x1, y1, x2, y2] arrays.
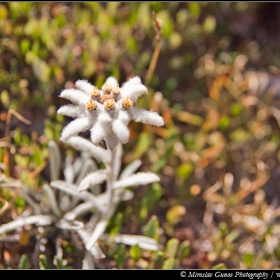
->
[[121, 76, 142, 90], [114, 172, 160, 189], [78, 171, 108, 192], [0, 215, 53, 235], [120, 84, 148, 102], [57, 105, 82, 118], [75, 80, 94, 95], [114, 234, 160, 251], [90, 122, 106, 146], [67, 136, 110, 164], [129, 108, 164, 126], [59, 88, 88, 106], [105, 76, 118, 87], [112, 119, 130, 144], [60, 117, 92, 141], [117, 110, 130, 124]]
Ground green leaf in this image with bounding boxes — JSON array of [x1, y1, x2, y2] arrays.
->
[[39, 254, 52, 269], [162, 257, 176, 269], [32, 58, 50, 82], [154, 250, 164, 266], [14, 196, 25, 209], [203, 15, 216, 34], [107, 213, 123, 234], [166, 238, 179, 259], [166, 205, 186, 225], [140, 183, 163, 220], [188, 3, 201, 18], [212, 263, 227, 269], [135, 131, 152, 158], [55, 256, 69, 269], [177, 240, 191, 261], [113, 244, 126, 269], [130, 244, 141, 261], [143, 215, 159, 241], [177, 163, 193, 179], [18, 254, 30, 269], [1, 90, 10, 107]]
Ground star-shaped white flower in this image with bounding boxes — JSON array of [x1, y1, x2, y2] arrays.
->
[[57, 76, 164, 150]]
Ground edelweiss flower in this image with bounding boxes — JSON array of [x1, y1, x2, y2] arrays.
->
[[57, 76, 164, 150]]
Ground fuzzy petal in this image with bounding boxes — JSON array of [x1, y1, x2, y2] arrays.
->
[[60, 117, 92, 141], [90, 122, 106, 146], [112, 119, 130, 144], [59, 88, 88, 106], [57, 104, 83, 118], [121, 76, 142, 90], [105, 76, 118, 87], [120, 84, 148, 102], [75, 80, 94, 95], [114, 172, 160, 189], [78, 170, 108, 192], [129, 107, 164, 126]]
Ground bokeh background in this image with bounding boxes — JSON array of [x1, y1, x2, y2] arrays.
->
[[2, 2, 280, 269]]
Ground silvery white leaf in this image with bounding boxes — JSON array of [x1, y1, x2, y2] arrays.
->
[[85, 219, 108, 250], [67, 136, 110, 164], [120, 159, 142, 179], [79, 170, 108, 192], [50, 180, 96, 204], [114, 234, 160, 251], [56, 219, 84, 230], [78, 228, 106, 259], [0, 215, 53, 235], [64, 201, 95, 221], [64, 155, 75, 183], [114, 172, 160, 189], [42, 184, 61, 217], [48, 140, 62, 181], [0, 235, 19, 242], [58, 195, 72, 213], [75, 158, 98, 186], [82, 250, 95, 269]]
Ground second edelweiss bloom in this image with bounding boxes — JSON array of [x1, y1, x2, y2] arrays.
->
[[57, 76, 164, 150]]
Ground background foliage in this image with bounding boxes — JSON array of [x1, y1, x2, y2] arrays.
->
[[1, 2, 280, 269]]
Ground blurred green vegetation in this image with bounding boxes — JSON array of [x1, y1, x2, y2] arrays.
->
[[1, 2, 280, 269]]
